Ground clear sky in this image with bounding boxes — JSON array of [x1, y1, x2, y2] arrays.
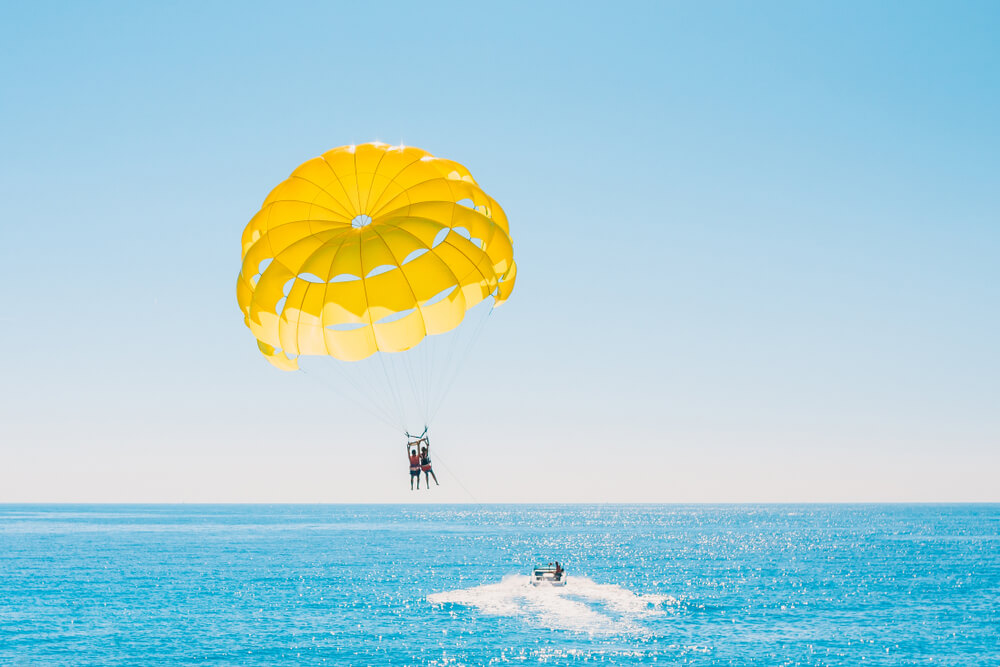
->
[[1, 1, 998, 502]]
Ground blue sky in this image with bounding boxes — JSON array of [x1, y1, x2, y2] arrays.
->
[[1, 1, 998, 502]]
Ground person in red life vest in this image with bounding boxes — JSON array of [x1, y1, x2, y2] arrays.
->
[[420, 442, 439, 489], [407, 442, 423, 490]]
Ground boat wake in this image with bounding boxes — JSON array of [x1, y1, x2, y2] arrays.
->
[[428, 575, 675, 635]]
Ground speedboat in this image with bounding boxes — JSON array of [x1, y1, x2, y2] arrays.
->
[[530, 563, 567, 587]]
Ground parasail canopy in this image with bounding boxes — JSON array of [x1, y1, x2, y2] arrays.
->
[[237, 142, 517, 372]]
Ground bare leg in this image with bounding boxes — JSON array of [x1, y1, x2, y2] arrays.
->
[[411, 475, 415, 490], [424, 471, 430, 489], [430, 470, 439, 486], [417, 474, 421, 490]]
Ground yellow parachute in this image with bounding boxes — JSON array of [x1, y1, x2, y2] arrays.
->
[[237, 142, 516, 374]]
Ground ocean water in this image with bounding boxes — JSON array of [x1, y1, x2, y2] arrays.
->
[[1, 505, 998, 665]]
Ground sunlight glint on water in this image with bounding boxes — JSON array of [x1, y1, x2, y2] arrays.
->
[[1, 504, 997, 665]]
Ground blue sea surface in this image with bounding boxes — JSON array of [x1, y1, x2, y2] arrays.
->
[[1, 504, 998, 665]]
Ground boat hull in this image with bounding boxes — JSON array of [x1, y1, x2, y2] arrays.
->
[[530, 576, 567, 587]]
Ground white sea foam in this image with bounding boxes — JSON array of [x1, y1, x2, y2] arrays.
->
[[428, 574, 675, 635]]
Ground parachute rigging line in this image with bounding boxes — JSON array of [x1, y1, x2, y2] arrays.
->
[[429, 447, 479, 503], [428, 305, 495, 425], [299, 364, 401, 432]]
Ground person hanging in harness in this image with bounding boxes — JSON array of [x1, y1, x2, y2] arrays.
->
[[420, 440, 439, 489], [406, 428, 439, 490], [406, 440, 423, 490]]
